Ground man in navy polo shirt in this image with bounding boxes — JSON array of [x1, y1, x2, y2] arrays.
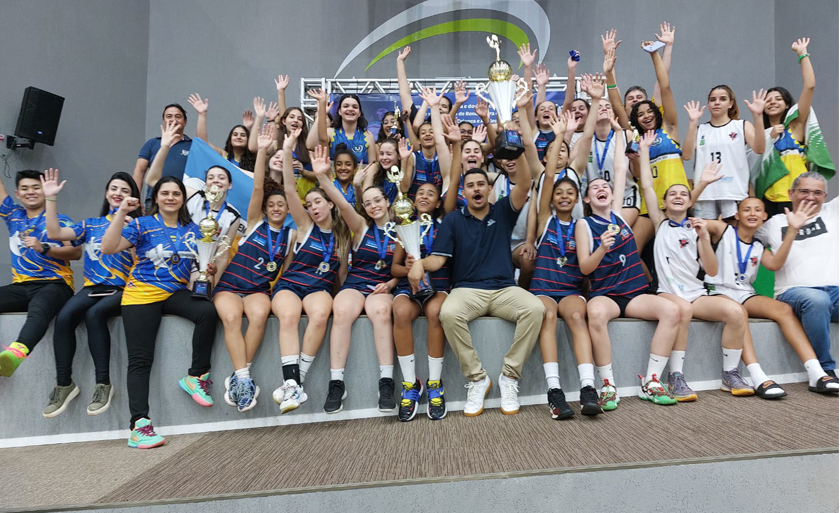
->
[[132, 103, 192, 209], [409, 168, 545, 417]]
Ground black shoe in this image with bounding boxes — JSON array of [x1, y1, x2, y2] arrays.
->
[[323, 380, 347, 414], [426, 379, 447, 420], [826, 370, 837, 378], [378, 378, 396, 412], [398, 379, 424, 422], [579, 385, 603, 416], [548, 388, 574, 420]]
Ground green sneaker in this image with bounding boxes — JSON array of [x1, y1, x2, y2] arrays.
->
[[598, 379, 620, 411], [87, 384, 114, 416], [0, 342, 29, 377], [179, 373, 214, 407], [638, 374, 678, 405], [128, 418, 166, 449], [43, 382, 80, 418]]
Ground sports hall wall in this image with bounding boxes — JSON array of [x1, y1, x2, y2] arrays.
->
[[0, 0, 837, 285]]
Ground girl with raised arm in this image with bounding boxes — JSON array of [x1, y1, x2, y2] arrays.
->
[[271, 131, 351, 414], [213, 124, 295, 413], [528, 115, 603, 419], [188, 93, 258, 170], [576, 133, 681, 409], [307, 90, 376, 166], [682, 84, 766, 220], [313, 149, 400, 414], [359, 137, 408, 205], [638, 131, 751, 400], [40, 170, 140, 418], [101, 176, 217, 449]]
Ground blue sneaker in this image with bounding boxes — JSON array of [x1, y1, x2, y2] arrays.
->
[[236, 378, 260, 413], [398, 379, 424, 422], [426, 380, 447, 420], [224, 373, 238, 407]]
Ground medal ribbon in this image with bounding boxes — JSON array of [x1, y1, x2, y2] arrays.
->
[[595, 130, 614, 172], [373, 224, 387, 262], [734, 228, 754, 277], [266, 225, 284, 263], [317, 229, 335, 270]]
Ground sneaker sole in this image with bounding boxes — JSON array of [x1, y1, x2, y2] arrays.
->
[[720, 385, 755, 397], [464, 378, 491, 417], [178, 380, 213, 407], [580, 403, 603, 416], [675, 393, 698, 402], [639, 395, 678, 405], [88, 386, 115, 416], [551, 408, 574, 420], [128, 438, 166, 449], [280, 402, 299, 414], [43, 386, 80, 418], [427, 407, 447, 420], [224, 377, 237, 407], [324, 390, 348, 414]]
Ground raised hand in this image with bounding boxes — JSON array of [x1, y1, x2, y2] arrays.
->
[[517, 42, 537, 67], [786, 199, 819, 230], [791, 37, 810, 56], [639, 129, 657, 150], [535, 63, 550, 87], [579, 73, 593, 95], [441, 115, 461, 142], [472, 124, 487, 143], [307, 88, 328, 104], [515, 89, 533, 109], [274, 74, 290, 91], [744, 89, 767, 116], [599, 231, 616, 249], [603, 47, 616, 74], [656, 22, 675, 46], [640, 40, 655, 50], [120, 196, 140, 213], [689, 217, 709, 239], [310, 145, 331, 176], [242, 109, 255, 130], [397, 46, 411, 62], [684, 101, 706, 123], [601, 29, 621, 54], [283, 127, 301, 151], [398, 136, 412, 160], [697, 161, 724, 185], [188, 93, 208, 115], [565, 111, 582, 133], [257, 123, 275, 151], [567, 51, 579, 71], [589, 73, 605, 98], [160, 120, 180, 148], [609, 113, 623, 132], [418, 86, 440, 107], [40, 168, 65, 198], [474, 96, 490, 122], [454, 80, 470, 104], [266, 101, 280, 121], [253, 96, 266, 118], [551, 112, 567, 136]]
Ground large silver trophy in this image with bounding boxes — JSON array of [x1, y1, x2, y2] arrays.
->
[[474, 34, 529, 160], [184, 185, 231, 299], [382, 166, 435, 301]]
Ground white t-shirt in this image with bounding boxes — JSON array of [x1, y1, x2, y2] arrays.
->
[[756, 198, 839, 296]]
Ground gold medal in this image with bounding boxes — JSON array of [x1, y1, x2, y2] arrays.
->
[[170, 254, 181, 264], [375, 259, 386, 270], [317, 261, 330, 274], [607, 224, 620, 235], [266, 261, 277, 272]]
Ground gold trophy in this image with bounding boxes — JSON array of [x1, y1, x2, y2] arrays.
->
[[184, 185, 231, 299], [382, 166, 434, 300], [391, 101, 400, 137], [474, 34, 529, 159]]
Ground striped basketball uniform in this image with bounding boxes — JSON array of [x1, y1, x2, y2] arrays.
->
[[534, 129, 556, 162], [535, 169, 585, 220], [581, 131, 641, 211], [582, 212, 648, 298], [654, 219, 707, 302], [763, 127, 807, 203], [120, 215, 200, 305], [638, 128, 690, 215], [274, 224, 341, 298], [529, 217, 584, 301], [215, 221, 292, 295], [72, 215, 134, 287], [408, 151, 442, 201], [394, 218, 451, 298], [330, 127, 370, 164], [704, 225, 763, 303], [341, 224, 397, 295]]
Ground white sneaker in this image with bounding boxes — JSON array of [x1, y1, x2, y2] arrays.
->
[[499, 374, 520, 415], [463, 375, 491, 417], [276, 379, 307, 414]]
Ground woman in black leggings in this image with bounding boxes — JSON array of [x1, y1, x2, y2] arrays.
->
[[101, 176, 218, 449], [41, 171, 141, 418]]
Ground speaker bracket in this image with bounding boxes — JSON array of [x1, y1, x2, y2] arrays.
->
[[5, 136, 35, 150]]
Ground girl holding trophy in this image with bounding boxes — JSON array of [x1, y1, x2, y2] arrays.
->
[[214, 124, 295, 413]]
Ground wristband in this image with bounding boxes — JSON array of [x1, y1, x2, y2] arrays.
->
[[798, 53, 809, 62], [45, 197, 57, 202], [606, 84, 617, 90]]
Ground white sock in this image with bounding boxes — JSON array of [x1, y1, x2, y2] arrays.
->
[[330, 368, 345, 381], [246, 362, 252, 369], [543, 362, 561, 390], [299, 353, 315, 383], [596, 364, 614, 387], [234, 367, 250, 380], [397, 354, 416, 383], [280, 355, 298, 366], [669, 351, 686, 375], [578, 363, 595, 389], [645, 353, 669, 383], [428, 356, 444, 382], [803, 359, 829, 387], [746, 363, 770, 388], [379, 365, 394, 380], [722, 348, 742, 372]]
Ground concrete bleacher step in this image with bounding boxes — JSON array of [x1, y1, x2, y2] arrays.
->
[[0, 314, 837, 447]]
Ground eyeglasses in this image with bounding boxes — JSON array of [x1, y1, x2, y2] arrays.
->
[[362, 197, 387, 208], [794, 189, 826, 197]]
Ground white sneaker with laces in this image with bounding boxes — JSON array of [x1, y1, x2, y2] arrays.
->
[[277, 379, 307, 414], [499, 374, 520, 415], [463, 375, 491, 417]]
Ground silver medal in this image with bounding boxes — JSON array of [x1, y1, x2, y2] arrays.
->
[[557, 256, 567, 267], [317, 261, 330, 274], [375, 259, 386, 270]]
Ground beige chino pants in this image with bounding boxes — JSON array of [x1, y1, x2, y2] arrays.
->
[[439, 286, 545, 381]]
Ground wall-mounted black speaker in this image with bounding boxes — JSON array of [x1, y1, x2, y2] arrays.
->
[[14, 87, 64, 146]]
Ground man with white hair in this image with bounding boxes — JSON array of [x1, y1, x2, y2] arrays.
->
[[757, 171, 838, 378]]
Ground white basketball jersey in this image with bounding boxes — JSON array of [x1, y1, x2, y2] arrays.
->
[[705, 225, 763, 292], [654, 220, 706, 300], [187, 191, 241, 239], [535, 169, 584, 220], [695, 120, 750, 201]]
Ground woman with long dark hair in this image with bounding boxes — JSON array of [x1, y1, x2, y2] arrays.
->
[[307, 90, 376, 165], [188, 93, 258, 170]]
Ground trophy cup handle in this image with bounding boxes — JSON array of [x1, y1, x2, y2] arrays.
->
[[474, 83, 497, 112], [382, 221, 405, 249], [513, 78, 529, 104], [212, 235, 232, 261], [419, 214, 433, 239], [183, 232, 200, 259], [386, 165, 404, 184]]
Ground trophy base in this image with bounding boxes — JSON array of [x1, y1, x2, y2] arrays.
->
[[192, 280, 212, 300], [494, 130, 525, 160], [412, 273, 435, 302]]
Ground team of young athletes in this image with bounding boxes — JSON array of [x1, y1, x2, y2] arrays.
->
[[0, 27, 837, 450]]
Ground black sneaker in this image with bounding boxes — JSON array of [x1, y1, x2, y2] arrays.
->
[[398, 379, 424, 422], [378, 378, 397, 412], [426, 380, 447, 420], [548, 388, 574, 420], [323, 380, 347, 414], [579, 385, 603, 416], [827, 370, 837, 378]]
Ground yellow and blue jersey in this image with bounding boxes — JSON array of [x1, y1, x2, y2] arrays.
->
[[764, 128, 807, 203], [72, 215, 134, 288], [0, 196, 74, 288], [120, 215, 200, 306], [330, 127, 370, 164], [639, 128, 690, 215]]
